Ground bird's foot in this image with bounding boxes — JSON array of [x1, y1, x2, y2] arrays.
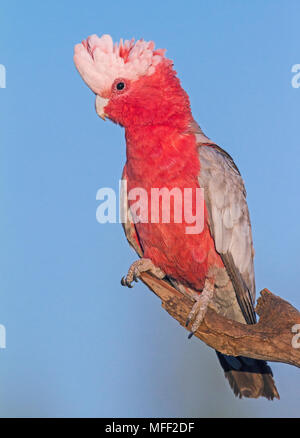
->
[[121, 258, 165, 288], [186, 279, 214, 338]]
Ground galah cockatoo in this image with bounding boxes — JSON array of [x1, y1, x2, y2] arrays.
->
[[74, 34, 279, 400]]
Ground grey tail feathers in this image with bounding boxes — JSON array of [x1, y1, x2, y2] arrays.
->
[[216, 351, 280, 400]]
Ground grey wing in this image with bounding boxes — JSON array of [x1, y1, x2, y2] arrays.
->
[[121, 168, 143, 258], [198, 144, 256, 324]]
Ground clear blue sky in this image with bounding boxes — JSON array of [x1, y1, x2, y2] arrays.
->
[[0, 0, 299, 417]]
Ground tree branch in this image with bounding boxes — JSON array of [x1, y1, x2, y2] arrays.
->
[[140, 273, 300, 367]]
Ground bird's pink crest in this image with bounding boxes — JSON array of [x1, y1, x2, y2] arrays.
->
[[74, 34, 170, 96]]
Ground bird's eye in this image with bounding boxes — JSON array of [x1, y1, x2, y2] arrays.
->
[[116, 81, 125, 91]]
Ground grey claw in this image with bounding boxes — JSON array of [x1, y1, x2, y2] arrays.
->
[[121, 276, 134, 288], [188, 331, 194, 339]]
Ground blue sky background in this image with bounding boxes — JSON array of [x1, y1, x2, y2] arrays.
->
[[0, 0, 299, 417]]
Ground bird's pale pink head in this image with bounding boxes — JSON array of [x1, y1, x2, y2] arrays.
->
[[74, 34, 169, 97], [74, 34, 191, 128]]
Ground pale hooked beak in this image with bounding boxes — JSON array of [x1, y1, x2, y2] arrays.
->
[[95, 95, 109, 120]]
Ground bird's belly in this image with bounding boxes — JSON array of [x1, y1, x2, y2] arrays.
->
[[134, 220, 223, 291], [126, 174, 223, 290]]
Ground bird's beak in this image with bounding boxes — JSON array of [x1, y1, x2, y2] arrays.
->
[[95, 95, 109, 120]]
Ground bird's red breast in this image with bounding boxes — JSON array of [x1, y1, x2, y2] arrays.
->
[[125, 123, 223, 291]]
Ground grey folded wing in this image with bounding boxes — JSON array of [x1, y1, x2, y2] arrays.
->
[[198, 144, 256, 324], [121, 168, 143, 258]]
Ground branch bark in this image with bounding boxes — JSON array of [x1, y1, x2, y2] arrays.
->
[[140, 273, 300, 368]]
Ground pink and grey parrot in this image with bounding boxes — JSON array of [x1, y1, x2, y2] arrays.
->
[[74, 34, 279, 399]]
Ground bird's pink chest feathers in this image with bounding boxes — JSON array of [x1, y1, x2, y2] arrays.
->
[[125, 127, 223, 291]]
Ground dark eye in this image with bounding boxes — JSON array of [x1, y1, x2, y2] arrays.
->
[[116, 81, 125, 91]]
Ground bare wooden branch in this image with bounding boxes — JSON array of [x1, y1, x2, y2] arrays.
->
[[140, 272, 300, 367]]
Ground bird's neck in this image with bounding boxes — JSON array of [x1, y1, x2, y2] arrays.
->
[[124, 123, 200, 186]]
